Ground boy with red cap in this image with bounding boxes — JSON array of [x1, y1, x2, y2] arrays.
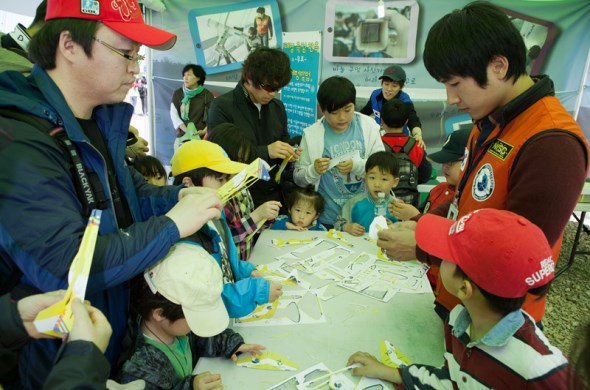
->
[[0, 0, 222, 387], [349, 209, 570, 388]]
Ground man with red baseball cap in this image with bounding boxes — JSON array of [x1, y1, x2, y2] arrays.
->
[[348, 209, 570, 388], [45, 0, 176, 50], [0, 0, 223, 388]]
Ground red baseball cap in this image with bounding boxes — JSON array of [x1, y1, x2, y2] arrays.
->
[[46, 0, 176, 50], [415, 209, 555, 298]]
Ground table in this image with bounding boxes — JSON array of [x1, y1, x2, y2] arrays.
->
[[195, 230, 445, 389]]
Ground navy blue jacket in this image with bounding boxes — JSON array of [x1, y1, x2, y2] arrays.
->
[[0, 66, 181, 387]]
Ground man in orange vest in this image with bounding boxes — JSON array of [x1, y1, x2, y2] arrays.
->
[[253, 6, 273, 47], [377, 1, 589, 325]]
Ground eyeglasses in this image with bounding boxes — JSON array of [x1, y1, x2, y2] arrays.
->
[[259, 83, 281, 93], [93, 37, 144, 65]]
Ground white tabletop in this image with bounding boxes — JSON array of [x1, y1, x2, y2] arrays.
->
[[195, 230, 445, 389]]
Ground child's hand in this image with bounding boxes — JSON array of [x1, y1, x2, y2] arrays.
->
[[389, 199, 420, 221], [292, 146, 303, 161], [250, 270, 263, 278], [347, 351, 401, 383], [69, 299, 112, 353], [286, 221, 307, 231], [231, 343, 267, 362], [268, 141, 296, 159], [344, 223, 365, 236], [314, 157, 330, 175], [336, 159, 353, 174], [268, 282, 283, 302], [192, 371, 222, 390], [252, 201, 281, 222]]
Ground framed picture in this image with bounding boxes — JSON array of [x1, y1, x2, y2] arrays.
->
[[187, 0, 283, 75], [323, 0, 419, 64], [500, 6, 558, 76]]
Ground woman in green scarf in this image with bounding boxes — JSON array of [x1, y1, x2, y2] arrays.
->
[[170, 64, 214, 151]]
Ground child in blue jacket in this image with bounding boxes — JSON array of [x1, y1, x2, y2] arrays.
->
[[170, 140, 283, 318]]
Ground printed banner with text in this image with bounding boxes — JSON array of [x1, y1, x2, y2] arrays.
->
[[281, 31, 321, 137]]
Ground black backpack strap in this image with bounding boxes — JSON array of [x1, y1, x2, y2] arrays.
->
[[402, 136, 416, 154], [0, 109, 107, 217], [0, 109, 109, 296]]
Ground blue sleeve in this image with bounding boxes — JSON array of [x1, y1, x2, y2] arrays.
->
[[233, 257, 256, 280], [222, 277, 270, 318], [271, 215, 289, 230], [130, 167, 181, 219], [0, 123, 180, 293]]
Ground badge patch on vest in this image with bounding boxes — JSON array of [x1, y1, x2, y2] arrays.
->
[[472, 163, 494, 201], [488, 139, 513, 161]]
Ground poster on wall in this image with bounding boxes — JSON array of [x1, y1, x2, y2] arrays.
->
[[281, 31, 322, 137], [500, 7, 557, 76], [187, 0, 283, 75], [323, 0, 419, 64]]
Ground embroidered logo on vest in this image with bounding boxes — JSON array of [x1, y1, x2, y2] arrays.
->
[[488, 139, 513, 161], [472, 163, 494, 201]]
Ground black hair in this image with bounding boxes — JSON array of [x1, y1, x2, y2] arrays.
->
[[182, 64, 206, 85], [241, 47, 292, 90], [288, 185, 325, 215], [317, 76, 356, 112], [256, 7, 266, 14], [28, 19, 98, 70], [130, 276, 184, 322], [365, 151, 399, 177], [528, 45, 541, 60], [133, 155, 166, 180], [453, 265, 551, 315], [380, 99, 409, 129], [30, 0, 47, 29], [173, 167, 227, 187], [382, 78, 405, 89], [207, 123, 257, 164], [423, 1, 527, 87]]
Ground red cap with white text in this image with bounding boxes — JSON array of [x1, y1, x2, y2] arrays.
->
[[46, 0, 176, 50], [415, 209, 554, 298]]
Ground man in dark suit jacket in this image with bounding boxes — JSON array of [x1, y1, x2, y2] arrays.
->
[[208, 48, 300, 209]]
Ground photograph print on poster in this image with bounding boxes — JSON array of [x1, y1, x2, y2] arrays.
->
[[323, 0, 419, 64], [187, 0, 283, 75]]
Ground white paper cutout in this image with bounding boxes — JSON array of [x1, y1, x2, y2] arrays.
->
[[236, 351, 299, 371], [268, 362, 355, 390], [368, 215, 388, 240], [234, 290, 325, 327]]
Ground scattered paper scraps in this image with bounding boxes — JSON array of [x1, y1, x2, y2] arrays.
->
[[327, 229, 353, 247], [236, 351, 299, 371], [234, 291, 325, 327], [268, 362, 355, 390], [338, 257, 430, 302], [356, 376, 393, 389], [258, 262, 311, 292], [270, 237, 319, 248], [380, 340, 412, 369], [276, 239, 355, 276], [314, 283, 347, 301]]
